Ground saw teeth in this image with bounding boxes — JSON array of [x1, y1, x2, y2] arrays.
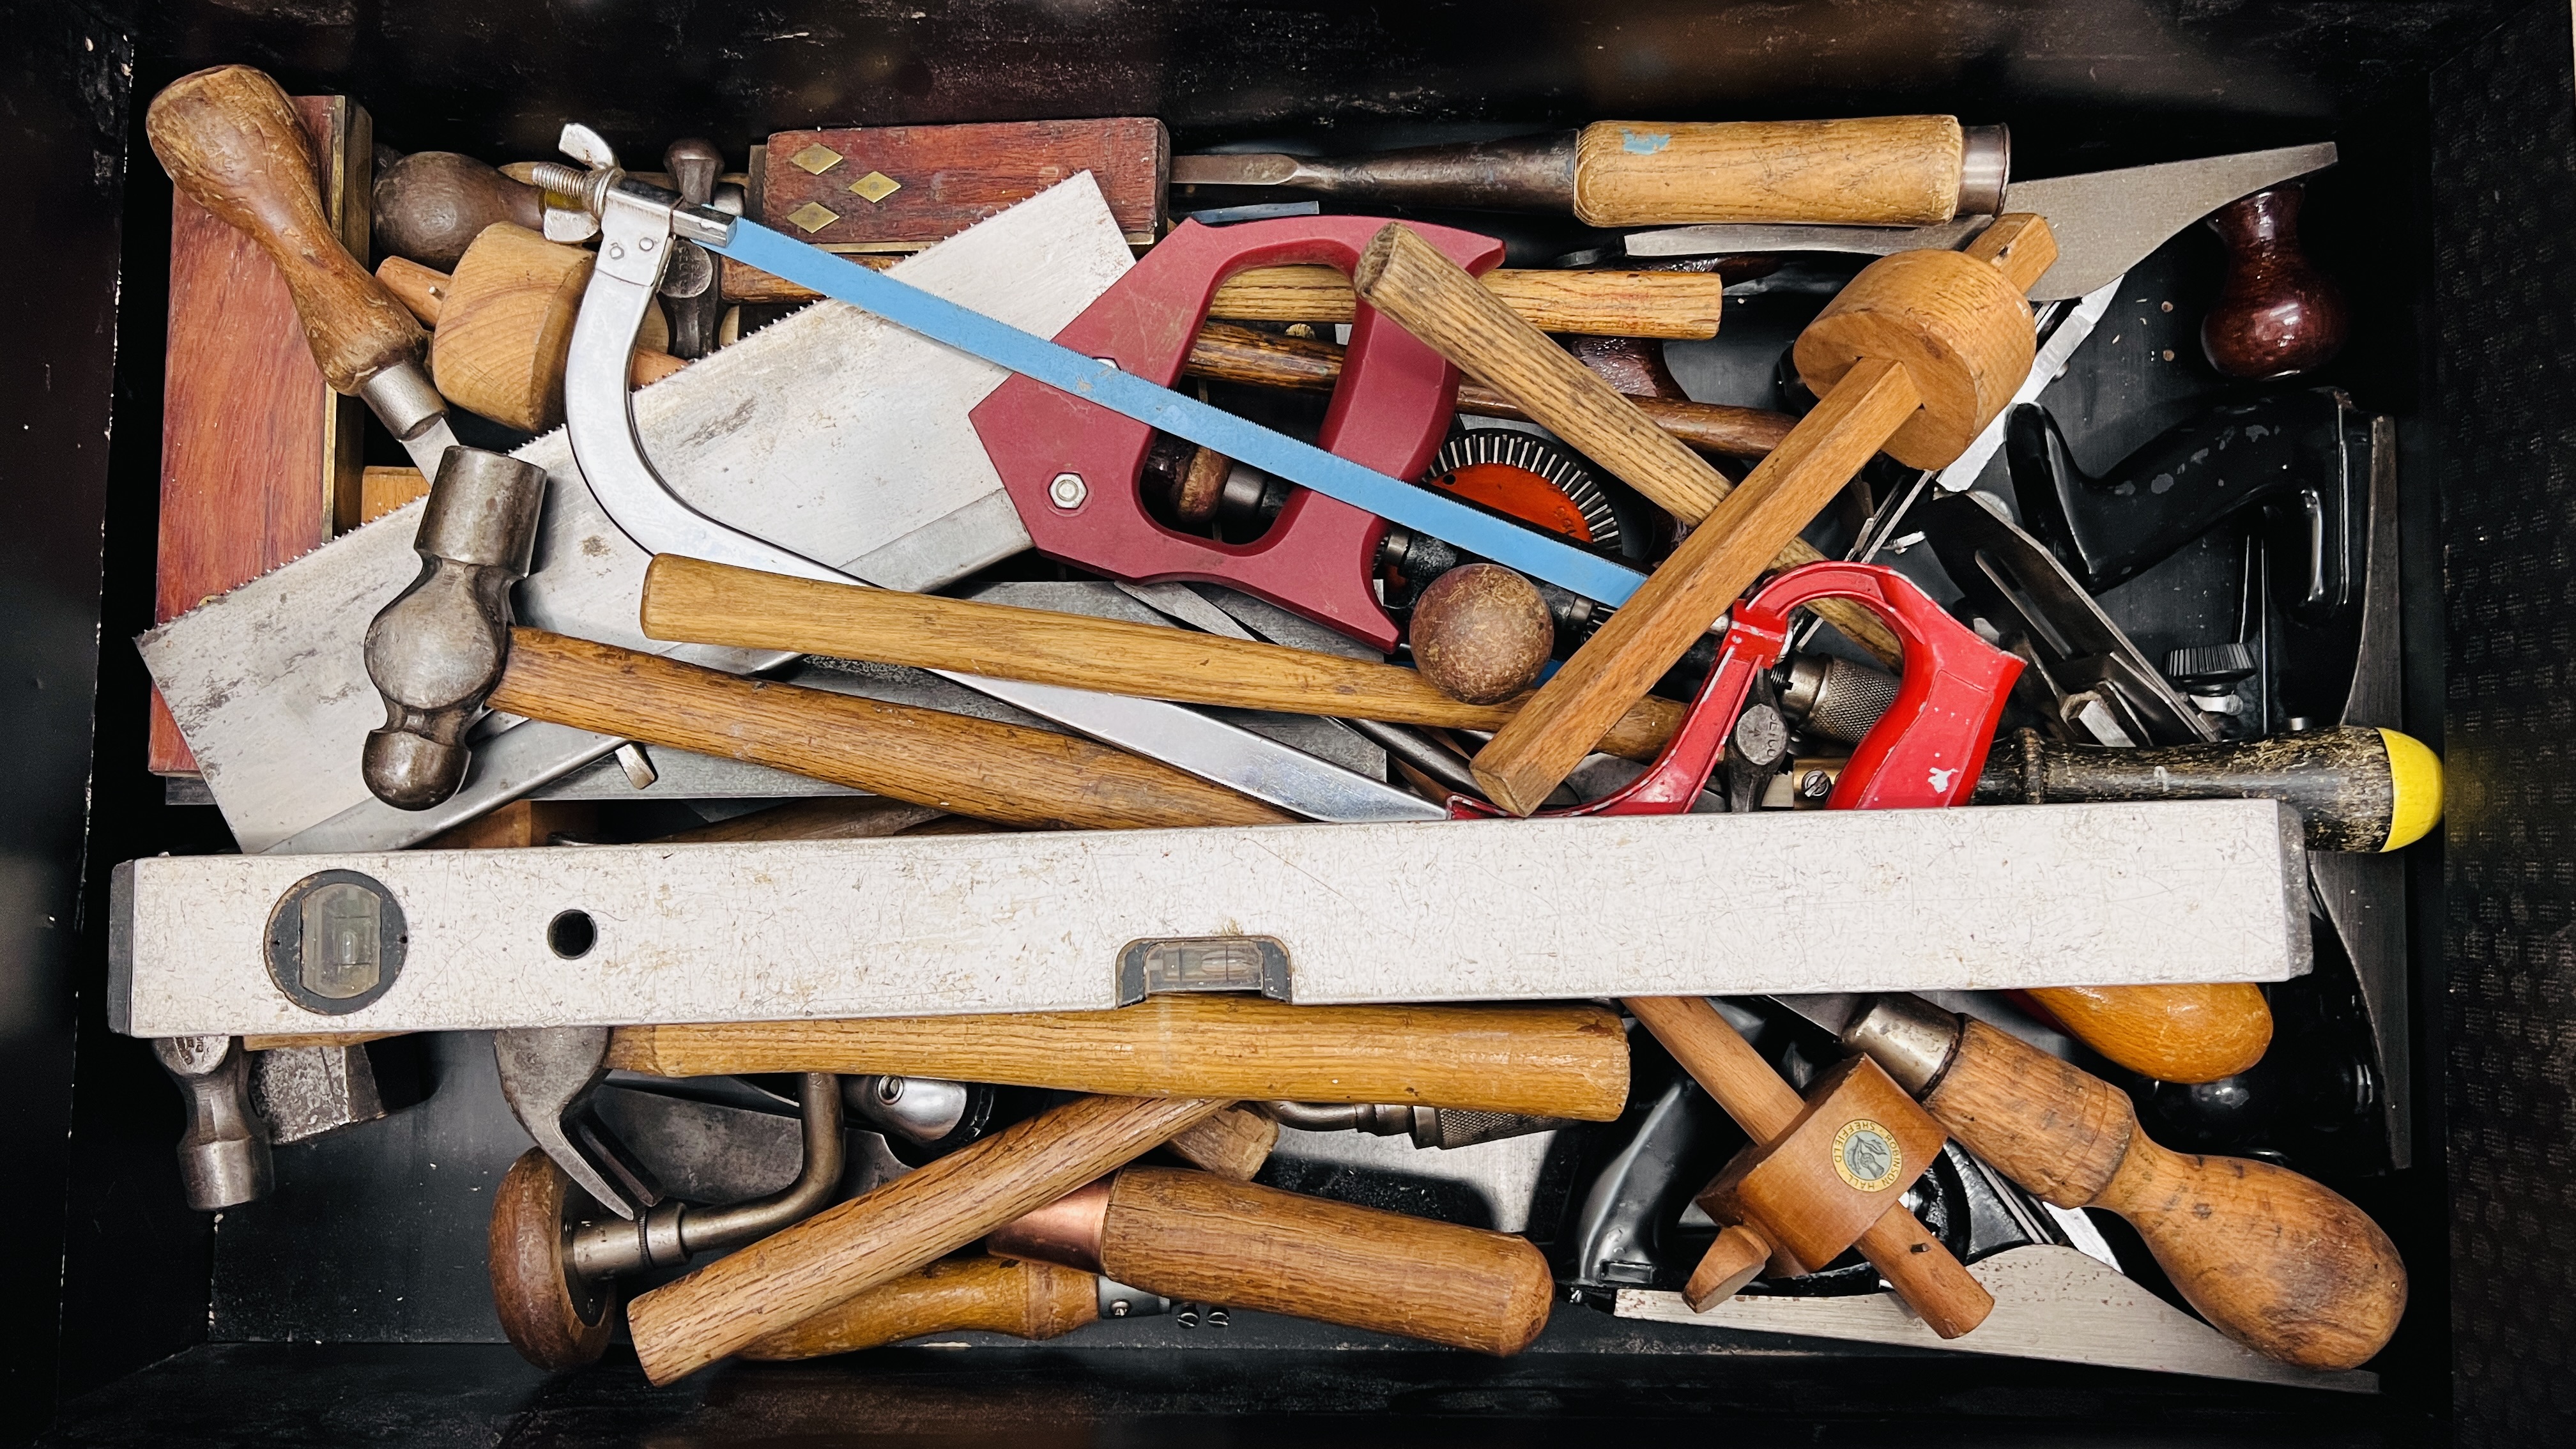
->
[[1423, 430, 1622, 555]]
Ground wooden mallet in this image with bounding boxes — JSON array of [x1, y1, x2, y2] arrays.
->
[[1354, 215, 2057, 815]]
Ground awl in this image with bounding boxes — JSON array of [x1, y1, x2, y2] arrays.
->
[[1626, 142, 2337, 302]]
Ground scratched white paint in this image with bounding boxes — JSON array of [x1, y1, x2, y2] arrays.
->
[[112, 800, 2308, 1036]]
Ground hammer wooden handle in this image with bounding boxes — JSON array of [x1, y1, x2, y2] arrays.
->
[[1922, 1018, 2405, 1370], [1209, 265, 1727, 339], [146, 66, 426, 395], [723, 260, 1728, 339], [1183, 322, 1795, 461], [488, 629, 1291, 831], [1094, 1169, 1554, 1354], [739, 1257, 1100, 1360], [624, 1094, 1227, 1384], [1423, 218, 2053, 815], [605, 995, 1630, 1121], [1349, 226, 1900, 677], [1623, 996, 1991, 1338], [2020, 983, 2273, 1084], [637, 555, 1683, 762]]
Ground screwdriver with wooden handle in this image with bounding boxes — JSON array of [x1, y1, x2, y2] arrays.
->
[[1355, 215, 2058, 813], [146, 65, 459, 475], [1776, 992, 2407, 1371], [604, 995, 1630, 1122], [1172, 117, 2009, 228], [636, 554, 1684, 762], [739, 1256, 1114, 1360]]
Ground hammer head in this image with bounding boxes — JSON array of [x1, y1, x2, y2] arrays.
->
[[493, 1026, 661, 1220], [362, 446, 547, 809]]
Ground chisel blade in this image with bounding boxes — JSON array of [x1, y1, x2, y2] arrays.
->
[[1625, 142, 2337, 302]]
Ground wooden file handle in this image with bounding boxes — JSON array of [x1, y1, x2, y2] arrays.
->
[[2019, 983, 2273, 1084], [488, 629, 1291, 831], [739, 1257, 1100, 1360], [1921, 1018, 2405, 1370], [1349, 224, 1902, 680], [606, 995, 1630, 1121], [636, 555, 1683, 762], [146, 66, 426, 395], [1416, 217, 2055, 815], [624, 1094, 1227, 1384], [1570, 117, 1975, 228], [1095, 1168, 1554, 1354], [1622, 996, 1991, 1338], [1183, 321, 1797, 461]]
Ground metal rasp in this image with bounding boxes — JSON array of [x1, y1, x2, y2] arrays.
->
[[143, 178, 1141, 853], [1625, 143, 2336, 302]]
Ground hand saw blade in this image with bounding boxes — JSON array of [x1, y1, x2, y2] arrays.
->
[[143, 177, 1134, 854]]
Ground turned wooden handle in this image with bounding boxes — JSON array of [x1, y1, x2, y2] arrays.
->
[[1209, 265, 1726, 340], [1183, 321, 1795, 461], [1623, 997, 1991, 1338], [1464, 217, 2055, 815], [377, 248, 682, 399], [738, 1257, 1099, 1360], [1349, 225, 1901, 683], [2020, 983, 2273, 1084], [1922, 1018, 2405, 1370], [489, 629, 1291, 831], [146, 65, 425, 394], [606, 995, 1630, 1121], [1098, 1168, 1554, 1354], [1571, 118, 1970, 228], [624, 1094, 1227, 1384], [638, 555, 1682, 762]]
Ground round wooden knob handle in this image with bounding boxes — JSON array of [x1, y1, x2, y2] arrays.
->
[[146, 65, 426, 395], [1408, 563, 1553, 705], [2200, 184, 2347, 381], [487, 1147, 615, 1370]]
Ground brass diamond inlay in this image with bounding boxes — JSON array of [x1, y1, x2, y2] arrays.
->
[[785, 201, 841, 233], [790, 144, 844, 175], [848, 170, 903, 204]]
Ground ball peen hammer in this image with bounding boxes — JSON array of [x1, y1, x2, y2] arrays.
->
[[1352, 215, 2058, 815]]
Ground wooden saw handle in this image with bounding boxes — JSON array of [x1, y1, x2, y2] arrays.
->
[[146, 65, 425, 394], [738, 1257, 1100, 1360], [1571, 117, 1973, 227], [605, 995, 1630, 1121], [488, 629, 1291, 831], [637, 555, 1683, 762], [1623, 996, 1991, 1338], [1181, 322, 1797, 461], [1432, 217, 2054, 815], [1349, 224, 1901, 680], [1921, 1018, 2405, 1370], [624, 1094, 1227, 1384], [2020, 983, 2273, 1084], [1096, 1169, 1554, 1354]]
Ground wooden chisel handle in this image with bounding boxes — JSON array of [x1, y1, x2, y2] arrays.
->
[[1901, 1011, 2405, 1370], [739, 1257, 1101, 1360], [624, 1094, 1228, 1384], [1570, 118, 1988, 228], [146, 66, 426, 395], [1622, 996, 1991, 1338], [605, 995, 1631, 1121], [636, 555, 1684, 763], [2018, 983, 2273, 1084], [487, 629, 1292, 831], [1086, 1169, 1554, 1354], [1182, 322, 1796, 461]]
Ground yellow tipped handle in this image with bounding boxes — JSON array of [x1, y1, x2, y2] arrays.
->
[[2377, 728, 2443, 850]]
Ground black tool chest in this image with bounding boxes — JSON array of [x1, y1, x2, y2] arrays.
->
[[6, 0, 2568, 1441]]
